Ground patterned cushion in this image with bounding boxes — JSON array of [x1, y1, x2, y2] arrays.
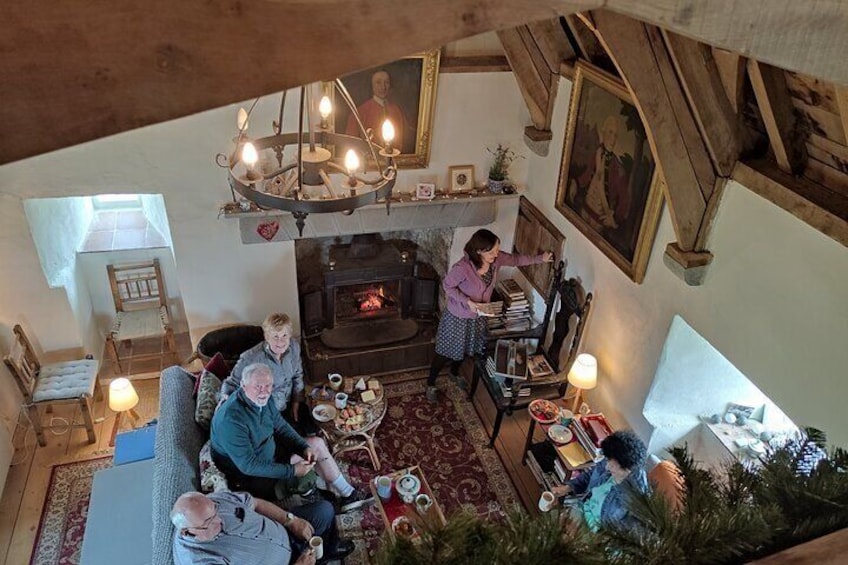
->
[[33, 359, 99, 402], [199, 440, 229, 493], [203, 351, 230, 380], [194, 370, 221, 431]]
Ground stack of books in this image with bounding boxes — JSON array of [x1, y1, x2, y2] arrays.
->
[[488, 279, 533, 335], [571, 413, 613, 463]]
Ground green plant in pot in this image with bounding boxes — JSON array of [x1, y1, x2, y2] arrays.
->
[[487, 144, 522, 193]]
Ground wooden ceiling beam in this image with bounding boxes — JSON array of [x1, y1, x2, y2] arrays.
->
[[747, 61, 809, 175], [589, 11, 714, 253], [2, 1, 846, 164], [563, 14, 607, 63], [606, 0, 848, 86], [733, 159, 848, 248], [0, 0, 598, 165], [498, 19, 573, 153], [663, 31, 740, 176], [497, 27, 558, 131], [712, 49, 747, 114], [440, 55, 511, 73]]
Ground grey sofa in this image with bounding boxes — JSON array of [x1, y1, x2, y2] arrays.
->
[[151, 365, 206, 565]]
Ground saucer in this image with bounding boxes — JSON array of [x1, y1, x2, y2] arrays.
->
[[311, 404, 337, 423], [547, 424, 573, 444]]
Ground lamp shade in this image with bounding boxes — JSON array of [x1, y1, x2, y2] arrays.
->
[[109, 377, 139, 412], [567, 353, 598, 390]]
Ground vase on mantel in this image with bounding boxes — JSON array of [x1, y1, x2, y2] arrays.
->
[[488, 178, 506, 194]]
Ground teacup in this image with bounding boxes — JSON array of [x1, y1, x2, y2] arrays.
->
[[559, 408, 574, 426], [309, 536, 323, 559], [334, 392, 348, 410], [376, 476, 392, 500], [538, 491, 556, 513], [414, 493, 433, 514], [328, 373, 343, 391]]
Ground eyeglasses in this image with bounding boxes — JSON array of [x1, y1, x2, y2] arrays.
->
[[191, 503, 219, 531]]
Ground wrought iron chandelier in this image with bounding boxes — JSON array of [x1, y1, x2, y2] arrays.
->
[[216, 80, 399, 236]]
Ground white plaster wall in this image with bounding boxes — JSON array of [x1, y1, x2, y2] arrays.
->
[[140, 194, 174, 248], [525, 77, 848, 448], [23, 196, 93, 287], [644, 315, 796, 454]]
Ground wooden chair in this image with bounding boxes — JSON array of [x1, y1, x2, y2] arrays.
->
[[470, 261, 593, 447], [105, 259, 177, 371], [3, 324, 102, 446]]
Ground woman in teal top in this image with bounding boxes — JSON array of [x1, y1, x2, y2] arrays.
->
[[561, 430, 649, 532]]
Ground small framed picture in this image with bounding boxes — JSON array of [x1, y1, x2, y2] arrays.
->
[[448, 165, 475, 193], [415, 182, 436, 200]]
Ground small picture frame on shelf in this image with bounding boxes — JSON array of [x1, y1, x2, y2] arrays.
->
[[448, 165, 475, 193], [415, 182, 436, 200]]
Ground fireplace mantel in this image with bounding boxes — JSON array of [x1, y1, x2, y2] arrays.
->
[[222, 191, 520, 243]]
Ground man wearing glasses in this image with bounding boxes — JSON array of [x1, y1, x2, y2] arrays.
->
[[171, 490, 353, 564]]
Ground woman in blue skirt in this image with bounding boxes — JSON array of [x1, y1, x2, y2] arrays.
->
[[426, 229, 553, 402]]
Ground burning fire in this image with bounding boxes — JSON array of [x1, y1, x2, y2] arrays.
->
[[359, 286, 386, 311]]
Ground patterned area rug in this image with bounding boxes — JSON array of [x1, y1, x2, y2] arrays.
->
[[30, 457, 112, 565], [337, 376, 520, 563]]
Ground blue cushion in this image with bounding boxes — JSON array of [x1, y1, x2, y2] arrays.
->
[[114, 424, 157, 466]]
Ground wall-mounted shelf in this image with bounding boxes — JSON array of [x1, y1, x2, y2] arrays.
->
[[220, 190, 520, 243]]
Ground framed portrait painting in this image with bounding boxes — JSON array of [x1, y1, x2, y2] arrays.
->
[[323, 50, 440, 169], [555, 61, 663, 283]]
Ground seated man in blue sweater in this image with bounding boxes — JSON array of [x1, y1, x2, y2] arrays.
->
[[211, 363, 369, 512]]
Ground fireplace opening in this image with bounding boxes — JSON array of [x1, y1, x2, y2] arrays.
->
[[334, 281, 401, 325]]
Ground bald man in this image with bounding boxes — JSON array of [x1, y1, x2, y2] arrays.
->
[[170, 490, 354, 564]]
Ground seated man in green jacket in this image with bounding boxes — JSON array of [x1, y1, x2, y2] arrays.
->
[[211, 363, 369, 512]]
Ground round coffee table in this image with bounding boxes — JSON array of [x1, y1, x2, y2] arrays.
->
[[311, 388, 387, 470]]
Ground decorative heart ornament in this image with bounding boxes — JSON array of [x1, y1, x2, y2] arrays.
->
[[256, 220, 280, 241]]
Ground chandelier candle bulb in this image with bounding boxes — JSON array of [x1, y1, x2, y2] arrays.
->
[[241, 142, 258, 171], [344, 149, 360, 187], [237, 107, 249, 132], [318, 96, 332, 129], [382, 119, 395, 153]]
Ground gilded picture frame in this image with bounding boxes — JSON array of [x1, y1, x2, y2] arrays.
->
[[322, 50, 440, 169], [555, 61, 663, 283]]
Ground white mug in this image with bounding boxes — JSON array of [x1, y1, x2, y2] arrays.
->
[[309, 536, 323, 560], [328, 373, 343, 391], [334, 392, 348, 410], [538, 490, 556, 513]]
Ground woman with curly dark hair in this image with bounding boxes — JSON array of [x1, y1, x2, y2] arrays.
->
[[556, 430, 649, 531]]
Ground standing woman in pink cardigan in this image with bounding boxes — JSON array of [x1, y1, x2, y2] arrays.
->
[[426, 229, 553, 402]]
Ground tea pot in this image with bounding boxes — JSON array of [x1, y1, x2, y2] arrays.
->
[[395, 473, 421, 503]]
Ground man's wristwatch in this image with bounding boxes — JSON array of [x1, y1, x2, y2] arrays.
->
[[283, 512, 295, 527]]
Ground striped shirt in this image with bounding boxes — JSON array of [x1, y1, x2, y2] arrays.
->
[[173, 491, 291, 565]]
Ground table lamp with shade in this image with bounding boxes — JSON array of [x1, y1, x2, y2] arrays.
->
[[567, 353, 598, 413], [109, 377, 140, 446]]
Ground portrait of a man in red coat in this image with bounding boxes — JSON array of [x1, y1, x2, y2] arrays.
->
[[345, 70, 407, 152]]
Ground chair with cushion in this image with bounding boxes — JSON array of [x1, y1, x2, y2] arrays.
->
[[105, 258, 177, 371], [3, 324, 102, 446]]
